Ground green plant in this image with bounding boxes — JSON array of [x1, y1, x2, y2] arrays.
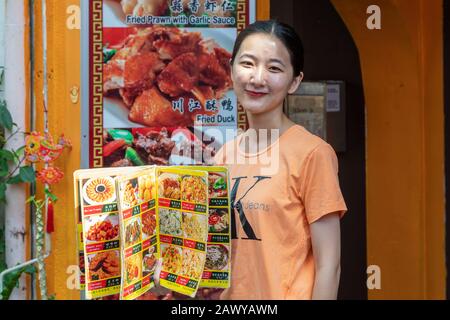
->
[[0, 79, 38, 300], [1, 264, 36, 300]]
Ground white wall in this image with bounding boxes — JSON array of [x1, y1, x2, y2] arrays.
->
[[3, 0, 27, 300]]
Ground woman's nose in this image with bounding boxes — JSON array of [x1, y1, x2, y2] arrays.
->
[[250, 66, 266, 86]]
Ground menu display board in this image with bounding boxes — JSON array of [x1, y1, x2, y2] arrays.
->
[[83, 0, 255, 169]]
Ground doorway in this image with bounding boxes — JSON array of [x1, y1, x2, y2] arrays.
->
[[271, 0, 368, 299]]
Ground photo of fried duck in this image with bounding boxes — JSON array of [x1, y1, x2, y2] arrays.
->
[[88, 251, 121, 281], [103, 26, 232, 127]]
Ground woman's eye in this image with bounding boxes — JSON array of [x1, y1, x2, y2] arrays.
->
[[269, 66, 282, 72], [240, 61, 253, 67]]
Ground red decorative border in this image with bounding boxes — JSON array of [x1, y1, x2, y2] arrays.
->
[[237, 0, 249, 131], [89, 0, 103, 168]]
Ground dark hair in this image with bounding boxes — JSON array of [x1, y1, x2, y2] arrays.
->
[[230, 20, 304, 77]]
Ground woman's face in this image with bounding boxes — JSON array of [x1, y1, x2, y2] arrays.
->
[[231, 33, 303, 115]]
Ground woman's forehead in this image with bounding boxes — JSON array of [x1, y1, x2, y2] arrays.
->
[[238, 33, 291, 62]]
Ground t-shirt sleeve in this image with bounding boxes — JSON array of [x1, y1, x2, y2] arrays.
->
[[299, 143, 347, 224]]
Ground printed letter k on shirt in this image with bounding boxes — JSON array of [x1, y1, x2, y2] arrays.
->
[[230, 176, 271, 241]]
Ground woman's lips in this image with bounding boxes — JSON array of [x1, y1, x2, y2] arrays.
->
[[245, 90, 268, 98]]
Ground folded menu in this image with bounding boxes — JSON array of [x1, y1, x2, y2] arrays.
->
[[74, 165, 231, 300]]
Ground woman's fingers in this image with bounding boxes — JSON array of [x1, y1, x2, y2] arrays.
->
[[153, 258, 163, 286], [151, 258, 172, 296]]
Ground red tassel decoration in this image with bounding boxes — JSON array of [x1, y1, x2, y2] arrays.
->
[[46, 200, 54, 233]]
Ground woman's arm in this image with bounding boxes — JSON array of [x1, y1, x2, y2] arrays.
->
[[310, 212, 341, 300]]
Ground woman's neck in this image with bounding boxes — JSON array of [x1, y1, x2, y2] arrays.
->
[[246, 108, 294, 134], [239, 107, 296, 152]]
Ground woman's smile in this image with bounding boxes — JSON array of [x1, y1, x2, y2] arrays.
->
[[244, 89, 268, 98]]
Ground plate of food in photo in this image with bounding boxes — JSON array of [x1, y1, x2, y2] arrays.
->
[[138, 174, 155, 202], [120, 179, 139, 208], [124, 217, 142, 247], [102, 127, 218, 167], [125, 253, 142, 285], [205, 244, 228, 271], [161, 244, 182, 274], [182, 212, 208, 242], [88, 250, 121, 281], [82, 176, 116, 205], [208, 172, 227, 198], [159, 208, 182, 236], [208, 208, 229, 233], [180, 248, 205, 279], [85, 214, 120, 242], [102, 26, 234, 128], [158, 172, 181, 199], [142, 246, 157, 276], [181, 175, 207, 204], [141, 209, 157, 238]]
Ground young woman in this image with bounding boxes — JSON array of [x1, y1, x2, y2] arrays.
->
[[154, 20, 347, 300], [207, 20, 347, 300]]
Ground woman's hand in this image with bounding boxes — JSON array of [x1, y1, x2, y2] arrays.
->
[[151, 258, 224, 300], [150, 258, 173, 299]]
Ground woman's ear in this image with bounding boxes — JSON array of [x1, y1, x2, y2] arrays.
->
[[288, 72, 304, 94]]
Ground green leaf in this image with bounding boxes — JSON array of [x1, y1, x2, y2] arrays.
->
[[6, 174, 23, 184], [0, 103, 13, 131], [103, 48, 116, 63], [25, 195, 35, 203], [0, 159, 8, 177], [1, 265, 36, 300], [0, 149, 14, 161], [0, 183, 6, 202], [12, 146, 25, 163], [23, 264, 36, 274], [45, 188, 58, 203], [19, 166, 35, 183], [213, 177, 226, 190]]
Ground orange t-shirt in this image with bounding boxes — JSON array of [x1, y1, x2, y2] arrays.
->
[[214, 125, 347, 300]]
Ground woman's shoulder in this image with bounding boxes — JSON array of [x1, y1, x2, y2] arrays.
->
[[283, 125, 332, 156]]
